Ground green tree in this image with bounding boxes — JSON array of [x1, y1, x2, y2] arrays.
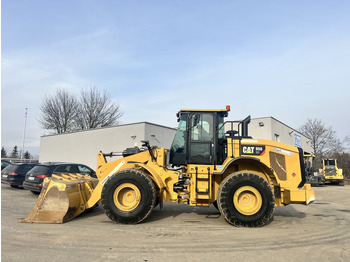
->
[[23, 151, 31, 159], [10, 146, 19, 159], [1, 147, 8, 158]]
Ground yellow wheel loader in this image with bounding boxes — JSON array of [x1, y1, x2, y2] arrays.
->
[[320, 159, 344, 186], [21, 106, 315, 227]]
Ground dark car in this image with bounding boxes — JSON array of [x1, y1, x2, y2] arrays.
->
[[1, 160, 11, 170], [1, 163, 38, 188], [23, 162, 96, 193]]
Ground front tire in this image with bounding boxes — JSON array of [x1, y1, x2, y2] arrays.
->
[[101, 169, 157, 224], [217, 172, 275, 227]]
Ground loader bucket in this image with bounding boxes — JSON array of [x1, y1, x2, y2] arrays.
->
[[19, 174, 99, 223]]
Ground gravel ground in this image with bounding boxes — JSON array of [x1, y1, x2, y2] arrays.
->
[[2, 183, 350, 262]]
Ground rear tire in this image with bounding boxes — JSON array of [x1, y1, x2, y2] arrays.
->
[[217, 172, 275, 227], [101, 169, 156, 224], [212, 200, 218, 210]]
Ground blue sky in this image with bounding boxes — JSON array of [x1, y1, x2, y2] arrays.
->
[[2, 0, 350, 156]]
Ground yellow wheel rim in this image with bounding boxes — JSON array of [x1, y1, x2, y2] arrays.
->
[[233, 186, 262, 216], [113, 183, 141, 211]]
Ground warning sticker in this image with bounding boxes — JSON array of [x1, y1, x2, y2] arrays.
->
[[101, 160, 125, 185], [241, 145, 266, 156]]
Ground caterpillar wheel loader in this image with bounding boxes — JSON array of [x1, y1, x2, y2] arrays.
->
[[21, 106, 315, 227]]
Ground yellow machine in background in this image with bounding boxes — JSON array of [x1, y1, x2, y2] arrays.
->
[[320, 159, 344, 186], [21, 106, 315, 227], [304, 154, 325, 186]]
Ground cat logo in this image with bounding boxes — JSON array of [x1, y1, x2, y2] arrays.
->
[[241, 145, 266, 156]]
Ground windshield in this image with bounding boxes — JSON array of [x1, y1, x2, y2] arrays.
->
[[170, 114, 187, 155], [324, 159, 336, 166]]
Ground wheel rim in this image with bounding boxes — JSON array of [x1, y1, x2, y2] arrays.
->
[[113, 183, 141, 211], [233, 186, 262, 216]]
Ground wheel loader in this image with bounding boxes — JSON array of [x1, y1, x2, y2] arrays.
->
[[21, 106, 315, 227], [320, 158, 344, 186], [304, 154, 325, 186]]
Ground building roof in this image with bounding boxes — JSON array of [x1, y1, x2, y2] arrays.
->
[[41, 121, 177, 138]]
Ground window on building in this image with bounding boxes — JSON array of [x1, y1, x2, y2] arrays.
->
[[275, 133, 280, 142]]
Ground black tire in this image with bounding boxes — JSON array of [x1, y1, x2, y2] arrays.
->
[[101, 169, 156, 224], [217, 172, 275, 227], [212, 200, 219, 210]]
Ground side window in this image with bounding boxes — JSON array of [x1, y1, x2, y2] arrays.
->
[[217, 115, 225, 140], [191, 114, 213, 141], [78, 165, 92, 174], [54, 165, 78, 173]]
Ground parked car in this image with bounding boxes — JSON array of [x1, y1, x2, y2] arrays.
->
[[1, 163, 38, 188], [23, 162, 96, 193], [1, 160, 11, 170]]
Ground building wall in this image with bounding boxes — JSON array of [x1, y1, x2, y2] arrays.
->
[[39, 122, 176, 170], [225, 117, 311, 153], [39, 117, 310, 170], [251, 117, 311, 153]]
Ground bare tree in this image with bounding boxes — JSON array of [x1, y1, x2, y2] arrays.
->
[[344, 136, 350, 153], [299, 118, 342, 166], [75, 86, 123, 130], [38, 89, 78, 133]]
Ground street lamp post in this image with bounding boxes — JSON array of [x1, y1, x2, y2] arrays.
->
[[20, 108, 28, 160]]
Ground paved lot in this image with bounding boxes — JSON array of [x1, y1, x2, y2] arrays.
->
[[2, 183, 350, 262]]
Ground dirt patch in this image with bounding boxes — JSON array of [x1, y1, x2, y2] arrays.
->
[[2, 184, 350, 262]]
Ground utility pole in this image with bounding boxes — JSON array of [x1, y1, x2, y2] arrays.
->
[[20, 108, 28, 160]]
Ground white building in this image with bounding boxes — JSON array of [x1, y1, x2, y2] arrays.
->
[[39, 122, 177, 170], [39, 117, 310, 170], [231, 116, 311, 153]]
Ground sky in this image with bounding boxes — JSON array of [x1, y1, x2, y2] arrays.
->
[[1, 0, 350, 157]]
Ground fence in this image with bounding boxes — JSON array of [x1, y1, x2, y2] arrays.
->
[[2, 158, 39, 164]]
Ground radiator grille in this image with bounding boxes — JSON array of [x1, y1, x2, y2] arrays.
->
[[269, 152, 287, 181]]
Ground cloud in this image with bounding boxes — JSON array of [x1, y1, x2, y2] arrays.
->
[[2, 0, 350, 158]]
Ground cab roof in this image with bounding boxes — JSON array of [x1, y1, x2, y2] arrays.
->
[[179, 105, 230, 113]]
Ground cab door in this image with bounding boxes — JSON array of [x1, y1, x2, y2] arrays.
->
[[188, 113, 215, 164]]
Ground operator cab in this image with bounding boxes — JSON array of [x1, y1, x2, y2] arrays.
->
[[169, 106, 229, 166]]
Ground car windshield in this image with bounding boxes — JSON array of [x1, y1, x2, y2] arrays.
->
[[29, 165, 50, 174]]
